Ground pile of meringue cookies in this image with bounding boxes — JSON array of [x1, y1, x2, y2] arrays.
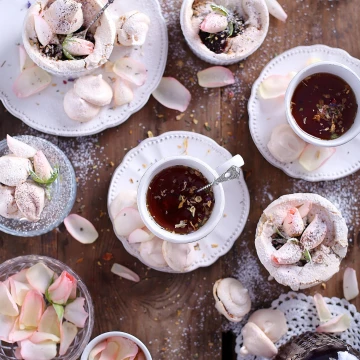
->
[[0, 136, 58, 222]]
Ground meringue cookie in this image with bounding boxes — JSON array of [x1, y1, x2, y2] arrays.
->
[[63, 88, 101, 122], [7, 135, 37, 159], [44, 0, 83, 35], [15, 182, 45, 222], [73, 75, 113, 106], [116, 11, 150, 46], [0, 155, 32, 187], [0, 185, 21, 219]]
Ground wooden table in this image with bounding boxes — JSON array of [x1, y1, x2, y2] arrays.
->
[[1, 1, 360, 359]]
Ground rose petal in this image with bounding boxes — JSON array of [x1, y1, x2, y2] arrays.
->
[[267, 124, 306, 163], [38, 306, 60, 337], [19, 290, 45, 329], [109, 190, 137, 220], [111, 263, 140, 283], [63, 37, 94, 56], [162, 242, 196, 272], [264, 0, 288, 22], [19, 45, 35, 72], [283, 207, 304, 237], [64, 297, 88, 328], [113, 207, 144, 237], [299, 144, 336, 172], [298, 201, 312, 218], [259, 72, 296, 99], [0, 314, 17, 342], [0, 281, 19, 316], [113, 78, 134, 107], [34, 14, 54, 46], [47, 271, 75, 305], [10, 269, 28, 283], [139, 237, 167, 268], [20, 339, 57, 360], [15, 346, 23, 359], [29, 331, 60, 344], [7, 135, 37, 158], [197, 66, 235, 88], [13, 65, 52, 98], [200, 12, 228, 33], [271, 241, 302, 265], [343, 267, 359, 301], [104, 61, 114, 73], [134, 351, 146, 360], [10, 279, 32, 306], [59, 321, 78, 355], [152, 77, 191, 112], [316, 313, 351, 333], [33, 151, 53, 181], [9, 318, 35, 342], [64, 214, 99, 244], [89, 341, 107, 360], [26, 262, 54, 294], [300, 214, 327, 250], [313, 293, 332, 322], [113, 57, 147, 86], [107, 336, 139, 360], [128, 228, 154, 244], [99, 341, 119, 360]]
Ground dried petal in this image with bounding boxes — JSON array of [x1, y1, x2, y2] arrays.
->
[[113, 78, 134, 107], [64, 297, 88, 328], [343, 267, 359, 301], [264, 0, 288, 22], [0, 281, 19, 316], [152, 77, 191, 112], [316, 313, 351, 333], [259, 72, 296, 99], [200, 12, 228, 33], [20, 339, 57, 360], [111, 263, 140, 282], [299, 145, 336, 172], [113, 207, 144, 237], [300, 214, 327, 250], [109, 190, 137, 220], [139, 237, 167, 268], [26, 262, 54, 294], [7, 135, 36, 158], [197, 66, 235, 88], [19, 45, 34, 72], [128, 228, 154, 243], [59, 321, 78, 355], [19, 290, 45, 329], [34, 14, 54, 46], [64, 214, 99, 244], [313, 293, 332, 322], [113, 57, 147, 86]]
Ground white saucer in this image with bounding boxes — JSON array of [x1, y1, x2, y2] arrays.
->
[[107, 131, 250, 273], [0, 0, 167, 137], [248, 44, 360, 181]]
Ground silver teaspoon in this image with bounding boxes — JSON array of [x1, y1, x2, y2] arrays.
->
[[197, 165, 242, 193]]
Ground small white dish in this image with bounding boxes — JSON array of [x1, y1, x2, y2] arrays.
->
[[248, 44, 360, 182], [285, 61, 360, 147], [137, 154, 244, 244], [107, 131, 250, 273], [81, 331, 152, 360]]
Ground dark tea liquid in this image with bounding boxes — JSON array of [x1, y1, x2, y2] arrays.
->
[[146, 165, 215, 235], [291, 72, 357, 140]]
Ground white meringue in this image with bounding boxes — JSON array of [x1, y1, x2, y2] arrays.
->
[[63, 88, 101, 122], [73, 75, 113, 107], [116, 11, 150, 46], [0, 185, 21, 219], [213, 278, 251, 322], [162, 242, 196, 272], [6, 135, 36, 159], [44, 0, 83, 35], [0, 155, 32, 187]]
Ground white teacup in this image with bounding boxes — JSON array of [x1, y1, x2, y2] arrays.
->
[[137, 154, 244, 244]]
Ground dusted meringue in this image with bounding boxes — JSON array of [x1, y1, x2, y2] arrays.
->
[[63, 88, 101, 122], [15, 182, 45, 222], [213, 278, 251, 322], [0, 185, 21, 219], [116, 11, 151, 46], [7, 135, 36, 159], [162, 242, 196, 272], [73, 75, 113, 107], [0, 155, 32, 187]]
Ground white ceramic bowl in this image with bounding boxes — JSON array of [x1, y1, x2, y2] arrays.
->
[[80, 331, 152, 360], [180, 0, 269, 65], [22, 0, 116, 77], [285, 61, 360, 147]]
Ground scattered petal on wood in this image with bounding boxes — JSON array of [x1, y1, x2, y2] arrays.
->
[[152, 77, 191, 112], [113, 57, 147, 86], [102, 252, 113, 261], [343, 267, 359, 301], [264, 0, 288, 22], [313, 293, 332, 322], [197, 66, 235, 88], [316, 313, 351, 333], [64, 214, 99, 244], [299, 145, 336, 172], [259, 72, 296, 99], [111, 263, 140, 283]]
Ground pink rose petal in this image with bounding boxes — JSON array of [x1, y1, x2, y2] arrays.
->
[[313, 293, 332, 322], [38, 306, 60, 337], [63, 37, 94, 56], [10, 269, 28, 283], [26, 262, 54, 294], [0, 281, 19, 316], [300, 214, 327, 250], [264, 0, 288, 22], [64, 214, 99, 244], [200, 12, 228, 33], [259, 72, 296, 99], [64, 297, 88, 328], [13, 65, 52, 98], [197, 66, 235, 88], [47, 271, 76, 305], [29, 331, 60, 343], [14, 347, 23, 359], [139, 237, 167, 268], [89, 341, 107, 360], [69, 280, 77, 300], [298, 201, 312, 218], [7, 135, 37, 158], [99, 341, 119, 360], [59, 321, 78, 355], [108, 336, 139, 360], [10, 279, 32, 306], [134, 351, 146, 360], [113, 78, 134, 107], [0, 314, 17, 342], [113, 57, 147, 86], [128, 228, 154, 244], [109, 190, 137, 220], [113, 207, 145, 237], [152, 77, 191, 112], [19, 45, 35, 72], [20, 339, 57, 360], [111, 263, 140, 283], [299, 145, 336, 172], [34, 14, 54, 46], [316, 313, 351, 333], [19, 290, 45, 329], [33, 151, 53, 181], [343, 267, 359, 301], [9, 318, 35, 342]]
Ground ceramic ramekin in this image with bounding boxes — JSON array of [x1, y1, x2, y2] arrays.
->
[[285, 61, 360, 147]]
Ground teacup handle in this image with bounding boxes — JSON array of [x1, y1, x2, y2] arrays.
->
[[216, 154, 244, 175]]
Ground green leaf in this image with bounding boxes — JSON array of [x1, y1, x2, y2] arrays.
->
[[274, 226, 288, 239], [30, 166, 59, 185], [303, 249, 312, 264], [62, 47, 76, 60], [287, 238, 299, 244], [210, 4, 229, 16], [45, 276, 55, 303], [228, 22, 234, 37], [53, 304, 64, 320]]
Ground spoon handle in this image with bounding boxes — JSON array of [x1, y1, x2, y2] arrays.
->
[[85, 0, 115, 31]]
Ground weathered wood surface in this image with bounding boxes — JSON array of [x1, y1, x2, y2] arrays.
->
[[1, 1, 360, 359]]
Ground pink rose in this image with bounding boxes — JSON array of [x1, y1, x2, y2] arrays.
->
[[47, 271, 77, 305]]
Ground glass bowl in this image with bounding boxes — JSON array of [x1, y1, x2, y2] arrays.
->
[[0, 255, 94, 360], [0, 135, 76, 236]]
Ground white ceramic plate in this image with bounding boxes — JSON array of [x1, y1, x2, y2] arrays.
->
[[0, 0, 168, 137], [107, 131, 250, 273], [248, 44, 360, 181]]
